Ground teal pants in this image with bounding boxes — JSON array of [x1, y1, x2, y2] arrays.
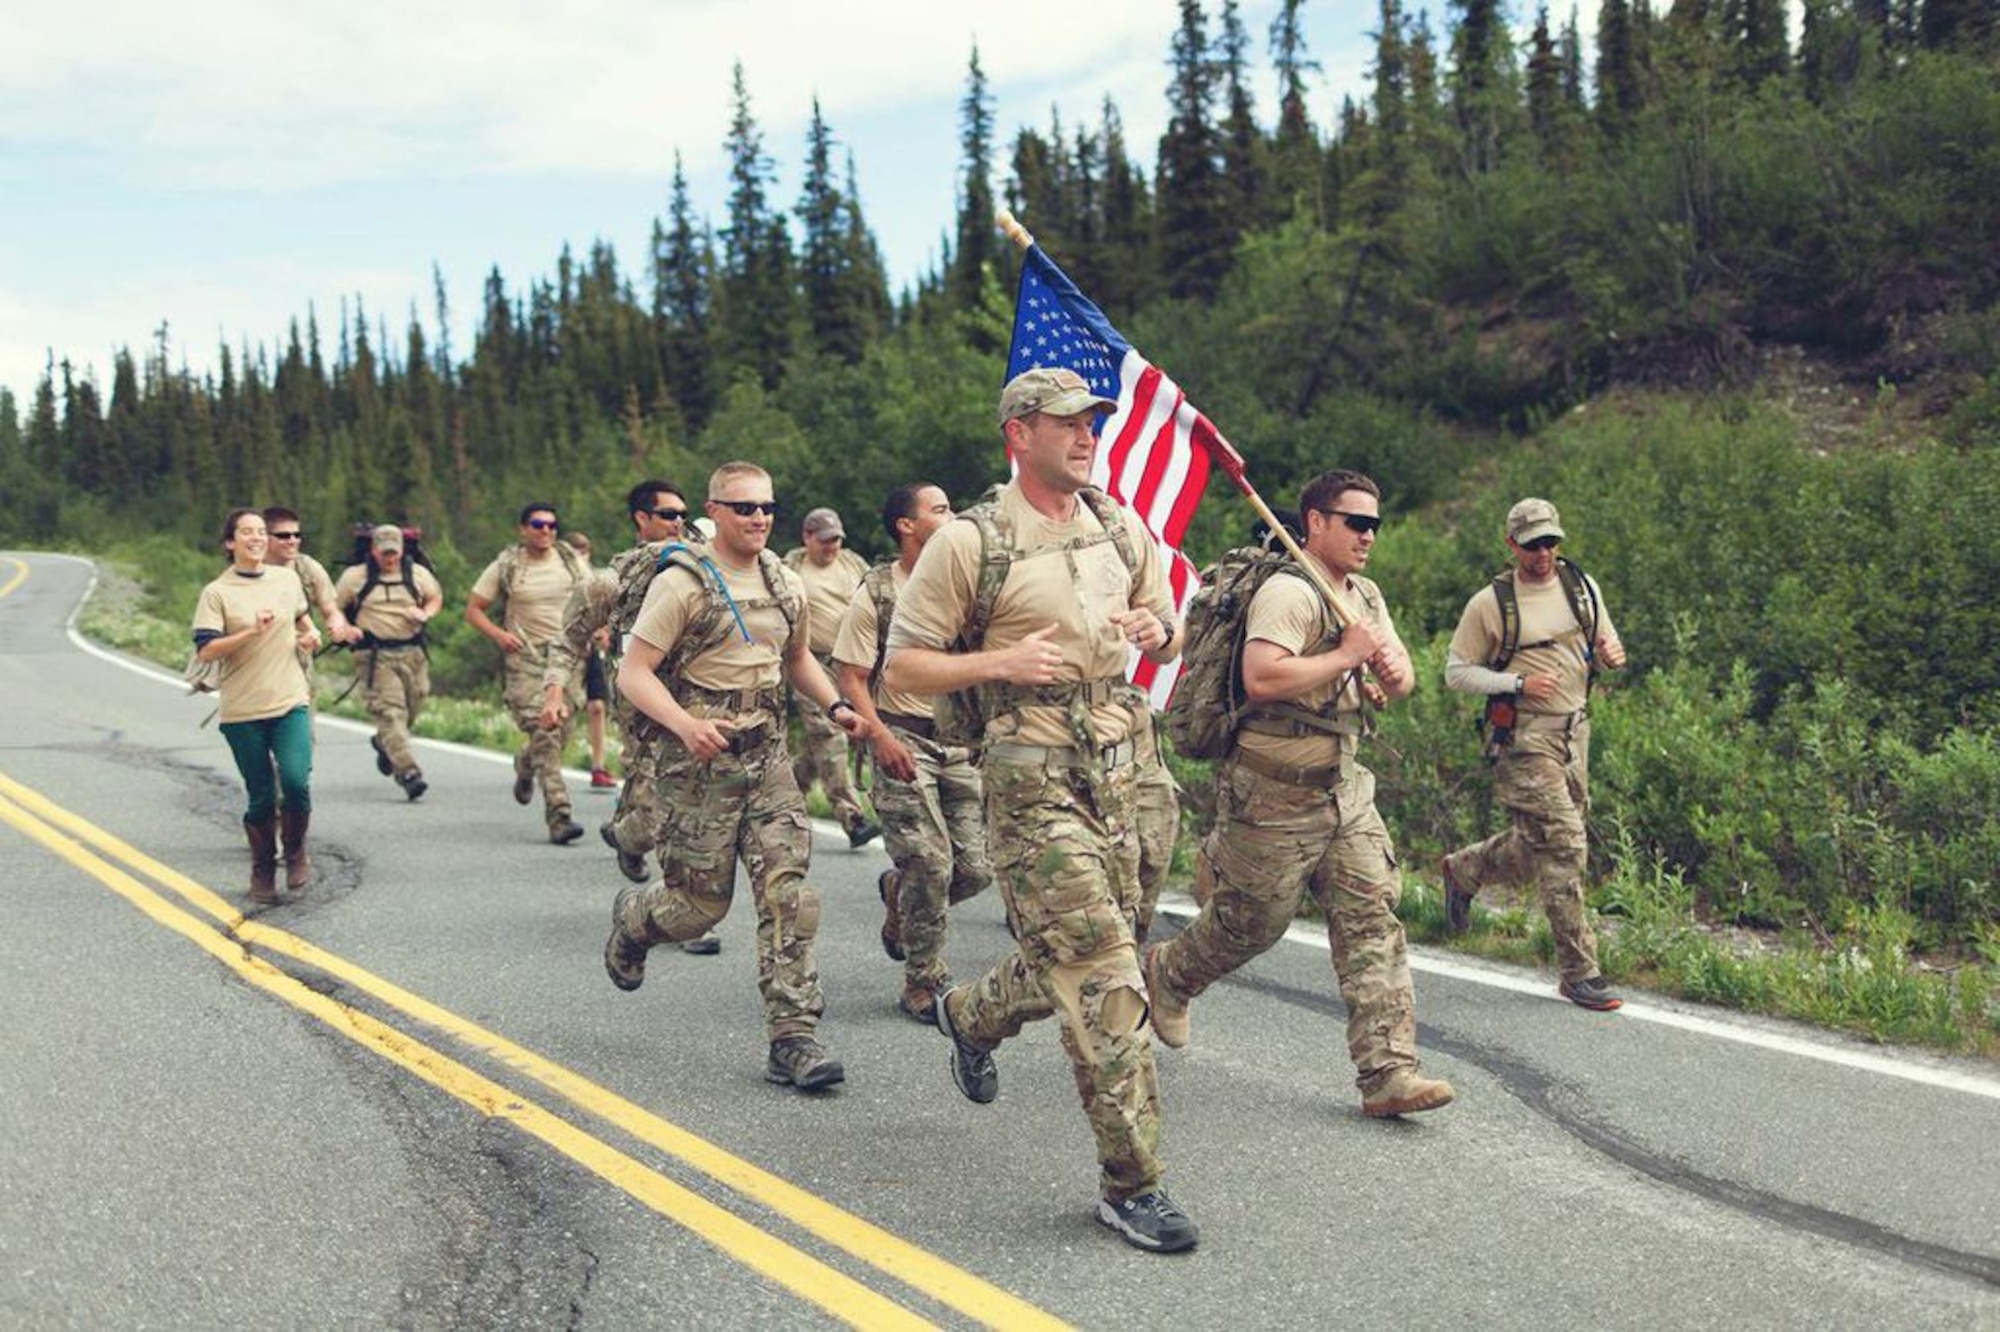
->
[[220, 706, 314, 823]]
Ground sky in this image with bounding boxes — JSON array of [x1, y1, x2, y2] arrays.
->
[[0, 1, 1542, 406]]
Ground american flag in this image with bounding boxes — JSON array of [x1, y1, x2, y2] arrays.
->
[[1005, 242, 1215, 707]]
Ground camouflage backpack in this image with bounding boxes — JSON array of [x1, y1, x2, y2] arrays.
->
[[1164, 547, 1372, 760], [858, 557, 900, 697], [484, 538, 585, 628], [932, 483, 1143, 748]]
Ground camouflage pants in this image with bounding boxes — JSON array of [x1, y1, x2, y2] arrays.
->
[[623, 731, 823, 1040], [1447, 722, 1598, 982], [606, 706, 659, 856], [792, 655, 868, 830], [504, 645, 580, 822], [953, 757, 1161, 1203], [1155, 756, 1418, 1089], [358, 647, 428, 775], [872, 729, 990, 989], [1131, 750, 1180, 945]]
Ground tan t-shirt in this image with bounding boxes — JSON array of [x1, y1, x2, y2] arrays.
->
[[471, 547, 581, 646], [832, 563, 931, 720], [282, 552, 338, 621], [887, 482, 1172, 747], [1448, 569, 1614, 718], [792, 547, 869, 655], [193, 569, 311, 723], [629, 553, 805, 726], [1239, 570, 1400, 769], [333, 562, 443, 642]]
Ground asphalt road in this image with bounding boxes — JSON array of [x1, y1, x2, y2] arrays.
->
[[2, 550, 1996, 1329]]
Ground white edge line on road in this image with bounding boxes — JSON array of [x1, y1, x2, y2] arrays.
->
[[40, 555, 1998, 1103], [1155, 900, 2000, 1104]]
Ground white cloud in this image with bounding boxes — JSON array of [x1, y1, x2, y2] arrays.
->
[[1, 0, 1182, 188]]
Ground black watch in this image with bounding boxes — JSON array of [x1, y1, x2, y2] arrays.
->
[[828, 698, 855, 719]]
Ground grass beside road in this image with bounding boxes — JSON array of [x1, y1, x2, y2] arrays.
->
[[84, 556, 1996, 1058]]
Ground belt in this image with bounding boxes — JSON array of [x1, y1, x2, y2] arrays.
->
[[1229, 746, 1340, 788], [722, 722, 774, 755], [1515, 709, 1588, 734], [879, 711, 935, 739], [983, 738, 1136, 772]]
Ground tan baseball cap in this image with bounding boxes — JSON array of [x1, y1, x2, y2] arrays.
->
[[998, 367, 1116, 426], [1507, 498, 1565, 545], [802, 507, 845, 539], [371, 523, 405, 551]]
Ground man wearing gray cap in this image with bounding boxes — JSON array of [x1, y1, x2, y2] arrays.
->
[[333, 524, 444, 800], [883, 365, 1197, 1254], [784, 506, 880, 848], [1440, 497, 1629, 1011]]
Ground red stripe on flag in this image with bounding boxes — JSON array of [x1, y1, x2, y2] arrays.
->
[[1103, 365, 1164, 498], [1130, 406, 1182, 529], [1159, 415, 1216, 548]]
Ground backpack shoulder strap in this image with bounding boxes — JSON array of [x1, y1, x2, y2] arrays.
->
[[1556, 557, 1599, 648], [1487, 569, 1521, 671], [755, 549, 804, 639], [862, 559, 899, 694], [1077, 486, 1143, 577], [957, 493, 1014, 653]]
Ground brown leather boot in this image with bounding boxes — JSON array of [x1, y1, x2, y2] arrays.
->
[[246, 816, 279, 905], [280, 806, 311, 891]]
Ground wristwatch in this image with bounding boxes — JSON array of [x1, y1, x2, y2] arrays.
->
[[828, 698, 856, 720]]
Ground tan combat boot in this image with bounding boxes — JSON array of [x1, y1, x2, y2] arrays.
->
[[1144, 944, 1189, 1049], [1362, 1067, 1456, 1118]]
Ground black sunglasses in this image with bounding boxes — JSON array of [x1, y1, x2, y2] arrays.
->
[[269, 531, 302, 540], [1520, 535, 1561, 551], [648, 507, 688, 522], [525, 518, 559, 531], [1318, 509, 1382, 535], [716, 500, 780, 517]]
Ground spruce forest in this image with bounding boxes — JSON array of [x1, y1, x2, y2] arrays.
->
[[5, 2, 1998, 1013]]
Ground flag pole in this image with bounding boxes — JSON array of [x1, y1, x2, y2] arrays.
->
[[994, 209, 1356, 626]]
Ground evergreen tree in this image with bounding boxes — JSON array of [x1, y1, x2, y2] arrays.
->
[[1098, 98, 1156, 312], [1269, 0, 1325, 221], [1528, 4, 1569, 158], [1218, 0, 1269, 234], [951, 46, 999, 310], [718, 63, 794, 387], [841, 151, 892, 341], [1009, 125, 1067, 256], [1597, 0, 1645, 136], [431, 263, 455, 385], [1158, 0, 1232, 301], [23, 370, 61, 537], [1449, 0, 1524, 173], [1799, 0, 1872, 101], [797, 101, 875, 363], [656, 156, 717, 429], [1731, 0, 1792, 85], [1921, 0, 1993, 49]]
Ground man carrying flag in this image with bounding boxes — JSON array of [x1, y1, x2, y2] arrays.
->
[[1002, 233, 1219, 947], [883, 366, 1196, 1253]]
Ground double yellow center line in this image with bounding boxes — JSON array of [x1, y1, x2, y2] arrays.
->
[[0, 769, 1066, 1330]]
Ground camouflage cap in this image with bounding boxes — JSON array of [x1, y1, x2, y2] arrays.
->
[[998, 366, 1117, 426], [1507, 498, 1565, 545], [802, 507, 845, 538], [371, 523, 405, 551]]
